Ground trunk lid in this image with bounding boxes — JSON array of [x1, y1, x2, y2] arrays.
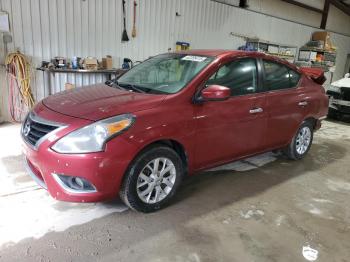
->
[[299, 67, 326, 85]]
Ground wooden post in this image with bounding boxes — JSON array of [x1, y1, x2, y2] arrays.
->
[[321, 0, 330, 30]]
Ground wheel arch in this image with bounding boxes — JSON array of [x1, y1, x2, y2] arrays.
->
[[286, 116, 317, 146], [128, 138, 189, 176], [303, 117, 317, 130]]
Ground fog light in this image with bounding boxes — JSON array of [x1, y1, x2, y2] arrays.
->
[[75, 177, 84, 188], [52, 174, 97, 194]]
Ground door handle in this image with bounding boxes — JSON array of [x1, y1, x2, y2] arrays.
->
[[249, 107, 263, 114], [298, 101, 308, 107]]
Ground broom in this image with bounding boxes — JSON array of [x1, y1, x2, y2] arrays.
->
[[132, 1, 137, 38], [122, 0, 129, 42]]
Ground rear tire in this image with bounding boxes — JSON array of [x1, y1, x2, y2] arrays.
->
[[119, 145, 184, 213], [283, 121, 314, 160]]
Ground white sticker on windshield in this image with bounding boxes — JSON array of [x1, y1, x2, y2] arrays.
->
[[302, 246, 319, 261], [181, 55, 207, 62]]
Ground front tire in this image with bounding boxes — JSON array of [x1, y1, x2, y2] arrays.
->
[[119, 145, 184, 213], [283, 121, 314, 160]]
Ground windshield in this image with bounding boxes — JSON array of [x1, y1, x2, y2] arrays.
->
[[116, 53, 213, 94]]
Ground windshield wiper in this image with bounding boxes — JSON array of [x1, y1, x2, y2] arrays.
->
[[105, 80, 114, 87], [117, 82, 149, 93], [107, 80, 158, 94], [105, 80, 129, 91]]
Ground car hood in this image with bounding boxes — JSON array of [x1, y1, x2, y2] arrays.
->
[[332, 77, 350, 88], [42, 84, 167, 121]]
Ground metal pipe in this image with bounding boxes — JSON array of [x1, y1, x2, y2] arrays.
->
[[280, 0, 323, 14]]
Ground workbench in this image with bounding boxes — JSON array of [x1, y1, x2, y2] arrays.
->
[[36, 67, 124, 95]]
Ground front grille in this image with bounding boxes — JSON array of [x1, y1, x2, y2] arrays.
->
[[341, 87, 350, 101], [339, 106, 350, 114], [327, 90, 342, 100], [22, 113, 60, 148]]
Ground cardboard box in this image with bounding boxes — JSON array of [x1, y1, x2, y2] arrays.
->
[[65, 83, 75, 90], [102, 55, 113, 69], [312, 31, 333, 50], [84, 57, 98, 70]]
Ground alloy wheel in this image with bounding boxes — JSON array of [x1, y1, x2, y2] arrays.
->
[[136, 157, 176, 204], [296, 126, 311, 155]]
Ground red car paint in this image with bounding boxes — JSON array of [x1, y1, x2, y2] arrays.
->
[[22, 50, 329, 202], [299, 67, 327, 85]]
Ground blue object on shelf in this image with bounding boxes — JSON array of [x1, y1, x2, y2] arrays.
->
[[72, 57, 78, 69], [122, 58, 133, 69], [237, 43, 257, 51]]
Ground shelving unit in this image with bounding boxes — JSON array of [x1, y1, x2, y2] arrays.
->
[[36, 67, 125, 95], [245, 38, 298, 63], [296, 47, 336, 72]]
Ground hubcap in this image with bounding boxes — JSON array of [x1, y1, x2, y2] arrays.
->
[[296, 127, 311, 155], [136, 157, 176, 204]]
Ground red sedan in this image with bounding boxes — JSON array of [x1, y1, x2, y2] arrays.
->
[[22, 50, 328, 212]]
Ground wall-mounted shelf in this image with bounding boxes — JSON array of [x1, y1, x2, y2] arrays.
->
[[36, 67, 120, 75], [244, 38, 298, 63], [296, 47, 337, 72], [36, 68, 127, 95]]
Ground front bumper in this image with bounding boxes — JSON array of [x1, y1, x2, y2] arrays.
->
[[22, 104, 138, 203], [22, 138, 136, 202], [24, 157, 47, 190], [329, 97, 350, 114]]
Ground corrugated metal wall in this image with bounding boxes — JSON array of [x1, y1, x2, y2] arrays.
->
[[1, 0, 350, 121]]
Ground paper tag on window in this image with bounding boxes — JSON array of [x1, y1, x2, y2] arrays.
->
[[302, 246, 318, 261], [181, 56, 207, 62]]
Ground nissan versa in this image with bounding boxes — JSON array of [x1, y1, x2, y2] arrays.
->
[[22, 50, 328, 212]]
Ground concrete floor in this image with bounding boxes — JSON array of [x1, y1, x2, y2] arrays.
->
[[0, 119, 350, 262]]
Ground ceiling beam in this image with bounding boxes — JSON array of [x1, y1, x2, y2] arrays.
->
[[321, 0, 330, 29], [329, 0, 350, 16], [280, 0, 323, 14]]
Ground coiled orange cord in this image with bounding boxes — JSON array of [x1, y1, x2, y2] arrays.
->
[[5, 51, 35, 122]]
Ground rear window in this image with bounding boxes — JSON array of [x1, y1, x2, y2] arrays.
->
[[263, 60, 301, 90]]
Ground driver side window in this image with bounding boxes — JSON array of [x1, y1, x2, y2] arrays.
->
[[206, 58, 258, 96]]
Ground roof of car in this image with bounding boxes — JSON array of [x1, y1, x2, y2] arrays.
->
[[176, 49, 242, 56], [175, 49, 296, 68], [175, 49, 280, 60]]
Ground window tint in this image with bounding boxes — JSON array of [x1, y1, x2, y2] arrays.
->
[[207, 58, 258, 96], [289, 69, 301, 87], [263, 61, 290, 90], [263, 60, 301, 90], [118, 54, 213, 94]]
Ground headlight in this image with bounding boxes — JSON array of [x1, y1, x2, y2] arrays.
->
[[52, 114, 135, 153], [329, 85, 340, 93]]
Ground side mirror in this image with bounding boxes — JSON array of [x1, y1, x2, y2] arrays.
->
[[200, 85, 230, 102], [345, 73, 350, 78]]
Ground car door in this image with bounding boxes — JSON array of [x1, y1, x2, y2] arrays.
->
[[194, 57, 268, 170], [262, 59, 308, 148]]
